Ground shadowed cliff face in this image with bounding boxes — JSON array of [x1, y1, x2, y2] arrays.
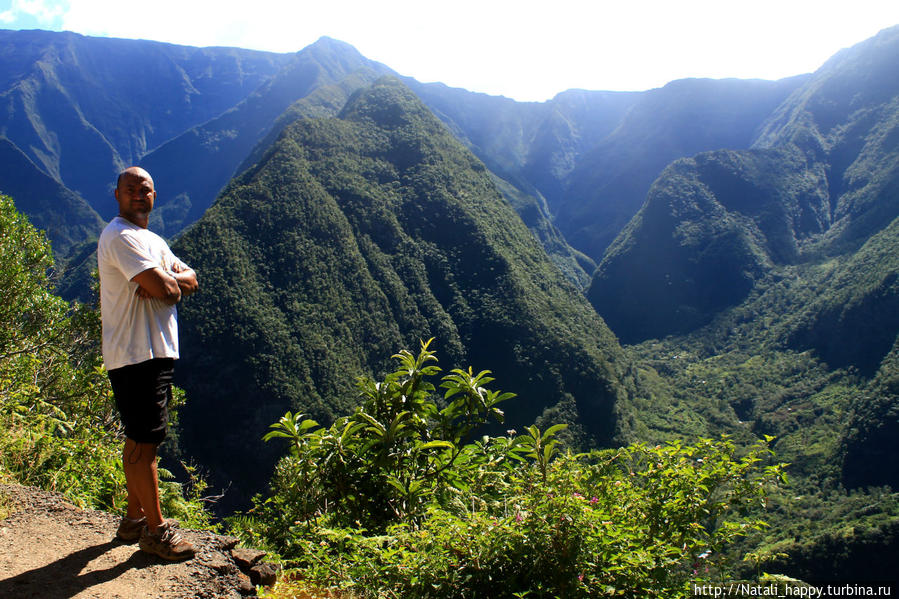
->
[[588, 26, 899, 347], [556, 76, 806, 261], [0, 139, 104, 256], [587, 146, 828, 344], [172, 78, 633, 511], [0, 29, 293, 217]]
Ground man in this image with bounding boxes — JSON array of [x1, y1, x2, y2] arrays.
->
[[97, 166, 198, 561]]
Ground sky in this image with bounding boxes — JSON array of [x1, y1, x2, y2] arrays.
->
[[1, 0, 898, 102]]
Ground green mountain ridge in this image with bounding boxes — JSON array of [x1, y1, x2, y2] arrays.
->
[[172, 78, 633, 510], [232, 74, 597, 289], [589, 25, 899, 347], [141, 37, 397, 236]]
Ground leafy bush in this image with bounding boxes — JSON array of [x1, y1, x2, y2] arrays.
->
[[243, 339, 510, 534], [237, 340, 784, 598], [0, 193, 119, 507]]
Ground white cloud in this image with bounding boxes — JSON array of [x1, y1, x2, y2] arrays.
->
[[5, 0, 66, 24]]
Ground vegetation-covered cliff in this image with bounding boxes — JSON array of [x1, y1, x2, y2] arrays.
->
[[589, 25, 899, 348], [172, 78, 633, 508], [584, 26, 899, 579]]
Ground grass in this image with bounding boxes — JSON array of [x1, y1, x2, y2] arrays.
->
[[258, 573, 364, 599], [0, 489, 12, 522]]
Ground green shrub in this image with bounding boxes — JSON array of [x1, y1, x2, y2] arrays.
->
[[236, 340, 785, 598], [0, 193, 120, 508]]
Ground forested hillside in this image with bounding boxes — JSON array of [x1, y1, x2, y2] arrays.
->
[[590, 25, 899, 346], [587, 25, 899, 579], [171, 78, 634, 509]]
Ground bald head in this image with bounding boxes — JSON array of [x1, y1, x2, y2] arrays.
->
[[117, 166, 154, 190]]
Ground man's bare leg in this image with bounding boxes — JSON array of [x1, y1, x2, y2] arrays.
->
[[123, 438, 165, 532]]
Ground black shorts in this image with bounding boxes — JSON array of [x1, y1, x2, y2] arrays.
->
[[108, 358, 174, 444]]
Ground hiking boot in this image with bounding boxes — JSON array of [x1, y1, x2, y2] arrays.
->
[[116, 517, 180, 542], [138, 521, 196, 561], [115, 516, 146, 542]]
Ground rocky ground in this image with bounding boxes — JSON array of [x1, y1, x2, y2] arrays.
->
[[0, 483, 278, 598]]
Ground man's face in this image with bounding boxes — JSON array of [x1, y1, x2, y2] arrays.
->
[[115, 169, 156, 223]]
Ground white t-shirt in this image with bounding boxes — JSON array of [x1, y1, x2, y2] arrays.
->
[[98, 216, 186, 371]]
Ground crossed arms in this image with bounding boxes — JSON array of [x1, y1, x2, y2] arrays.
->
[[132, 262, 198, 305]]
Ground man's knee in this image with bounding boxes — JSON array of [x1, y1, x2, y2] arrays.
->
[[124, 438, 159, 465]]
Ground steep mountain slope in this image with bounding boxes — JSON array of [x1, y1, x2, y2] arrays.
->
[[0, 29, 291, 216], [410, 76, 803, 262], [588, 145, 829, 342], [233, 75, 599, 289], [0, 138, 103, 255], [172, 78, 633, 509], [559, 76, 807, 259], [754, 26, 899, 256], [141, 37, 396, 236], [590, 25, 899, 345]]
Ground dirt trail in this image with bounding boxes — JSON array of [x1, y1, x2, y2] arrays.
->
[[0, 484, 268, 598]]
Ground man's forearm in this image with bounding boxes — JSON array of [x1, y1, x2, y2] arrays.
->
[[173, 268, 199, 297], [133, 267, 181, 304]]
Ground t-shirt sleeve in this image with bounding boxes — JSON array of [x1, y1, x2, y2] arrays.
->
[[107, 229, 161, 281]]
